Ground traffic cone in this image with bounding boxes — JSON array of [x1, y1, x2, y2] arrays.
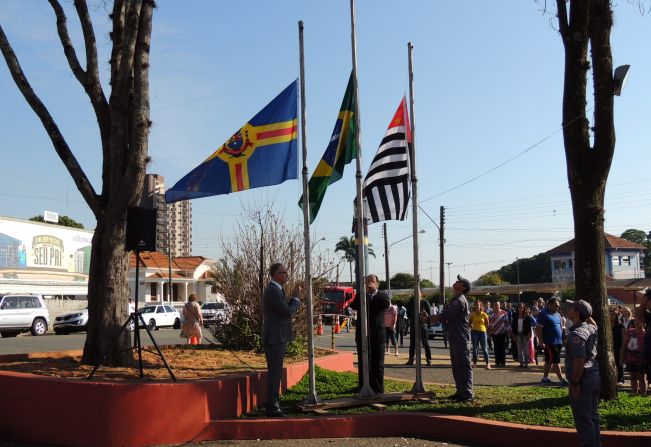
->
[[334, 316, 341, 334]]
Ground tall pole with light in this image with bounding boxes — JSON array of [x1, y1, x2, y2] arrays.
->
[[516, 257, 521, 303], [419, 205, 445, 304]]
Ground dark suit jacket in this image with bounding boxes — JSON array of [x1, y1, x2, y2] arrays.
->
[[262, 282, 300, 345], [350, 289, 390, 345]]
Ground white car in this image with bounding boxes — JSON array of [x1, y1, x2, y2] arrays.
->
[[54, 306, 89, 335], [138, 305, 181, 331], [201, 301, 231, 327], [0, 293, 50, 337]]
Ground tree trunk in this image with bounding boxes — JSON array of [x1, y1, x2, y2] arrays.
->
[[81, 213, 134, 366], [1, 0, 154, 367], [557, 0, 618, 399]]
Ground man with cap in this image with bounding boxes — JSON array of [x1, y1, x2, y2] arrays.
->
[[535, 297, 569, 385], [565, 299, 600, 447], [422, 274, 473, 401]]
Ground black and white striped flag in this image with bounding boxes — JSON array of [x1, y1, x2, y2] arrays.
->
[[363, 97, 411, 223]]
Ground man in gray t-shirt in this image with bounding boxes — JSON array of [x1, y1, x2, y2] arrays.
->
[[565, 299, 600, 447], [424, 274, 473, 401]]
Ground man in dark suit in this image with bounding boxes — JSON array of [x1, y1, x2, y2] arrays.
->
[[262, 262, 300, 417], [350, 273, 390, 393]]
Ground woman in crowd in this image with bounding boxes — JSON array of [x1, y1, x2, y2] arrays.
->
[[511, 303, 535, 368], [610, 306, 625, 385], [384, 302, 399, 356], [621, 314, 647, 395], [487, 301, 510, 367], [469, 300, 491, 369], [620, 306, 634, 329], [182, 294, 204, 345]]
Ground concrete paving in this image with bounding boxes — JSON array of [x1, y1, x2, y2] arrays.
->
[[315, 330, 551, 387]]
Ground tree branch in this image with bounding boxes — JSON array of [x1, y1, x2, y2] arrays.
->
[[125, 0, 154, 205], [589, 2, 615, 174], [556, 0, 570, 44], [0, 24, 101, 215]]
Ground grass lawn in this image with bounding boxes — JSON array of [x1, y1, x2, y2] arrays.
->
[[248, 367, 651, 432]]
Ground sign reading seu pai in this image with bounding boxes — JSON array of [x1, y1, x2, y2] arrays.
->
[[32, 235, 64, 268]]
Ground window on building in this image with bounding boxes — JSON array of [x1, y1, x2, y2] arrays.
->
[[612, 256, 620, 266], [622, 256, 631, 266], [554, 259, 571, 270]]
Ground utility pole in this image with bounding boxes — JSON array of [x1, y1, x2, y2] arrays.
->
[[439, 206, 445, 305], [516, 257, 521, 303], [384, 222, 390, 297]]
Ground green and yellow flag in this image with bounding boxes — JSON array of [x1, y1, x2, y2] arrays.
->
[[299, 73, 356, 223]]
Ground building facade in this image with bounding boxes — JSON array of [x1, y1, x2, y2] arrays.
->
[[0, 215, 93, 296], [547, 234, 645, 282], [140, 174, 192, 257]]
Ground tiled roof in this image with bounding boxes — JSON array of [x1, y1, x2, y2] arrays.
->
[[173, 256, 208, 269], [129, 252, 210, 270], [547, 233, 644, 255]]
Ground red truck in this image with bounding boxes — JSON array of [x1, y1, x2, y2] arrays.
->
[[321, 285, 356, 315]]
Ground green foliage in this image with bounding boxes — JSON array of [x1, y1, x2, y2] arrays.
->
[[29, 214, 84, 229], [475, 272, 506, 286], [620, 229, 647, 245], [560, 287, 576, 302], [497, 253, 551, 284], [420, 278, 435, 288], [391, 272, 415, 289], [285, 336, 308, 358], [247, 368, 651, 431], [210, 311, 261, 351]]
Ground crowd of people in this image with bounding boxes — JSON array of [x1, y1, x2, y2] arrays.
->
[[376, 287, 650, 394]]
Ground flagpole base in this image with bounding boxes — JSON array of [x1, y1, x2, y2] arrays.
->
[[410, 380, 426, 394], [357, 384, 376, 399], [302, 392, 323, 406]]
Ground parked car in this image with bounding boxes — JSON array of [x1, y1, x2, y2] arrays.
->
[[138, 304, 181, 331], [53, 306, 89, 335], [200, 301, 231, 327], [426, 321, 443, 340], [0, 293, 50, 337]]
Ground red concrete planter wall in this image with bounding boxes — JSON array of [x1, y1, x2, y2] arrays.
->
[[0, 350, 354, 447], [1, 349, 648, 447], [209, 413, 650, 447]]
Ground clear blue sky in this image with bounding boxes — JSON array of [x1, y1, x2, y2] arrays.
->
[[1, 1, 650, 284]]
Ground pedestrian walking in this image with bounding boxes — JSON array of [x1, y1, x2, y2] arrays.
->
[[536, 297, 569, 385], [512, 303, 535, 368], [621, 317, 647, 395]]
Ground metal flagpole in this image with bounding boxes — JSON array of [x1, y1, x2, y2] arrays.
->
[[407, 42, 425, 394], [350, 0, 373, 398], [298, 20, 320, 405]]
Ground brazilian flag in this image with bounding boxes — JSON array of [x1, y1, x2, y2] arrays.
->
[[299, 72, 356, 223]]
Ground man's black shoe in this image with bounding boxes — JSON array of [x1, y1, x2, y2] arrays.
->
[[426, 359, 432, 366], [266, 410, 286, 418], [405, 359, 414, 366]]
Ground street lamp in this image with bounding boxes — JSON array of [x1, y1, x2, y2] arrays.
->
[[311, 236, 326, 252], [385, 229, 425, 296], [419, 205, 446, 304], [446, 262, 453, 287]]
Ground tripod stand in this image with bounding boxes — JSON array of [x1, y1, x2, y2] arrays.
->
[[88, 247, 176, 381]]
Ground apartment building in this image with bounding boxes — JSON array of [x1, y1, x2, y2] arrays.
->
[[140, 174, 192, 257]]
